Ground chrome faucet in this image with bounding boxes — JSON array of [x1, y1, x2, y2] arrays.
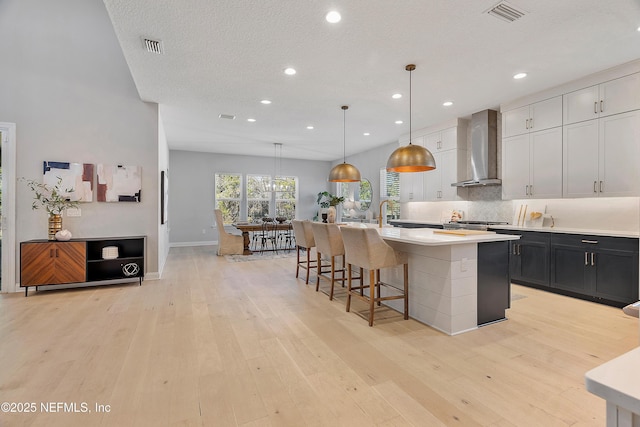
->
[[379, 200, 393, 228]]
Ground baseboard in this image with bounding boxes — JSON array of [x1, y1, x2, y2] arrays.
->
[[170, 240, 218, 248]]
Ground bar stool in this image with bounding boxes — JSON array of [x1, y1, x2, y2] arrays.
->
[[291, 220, 318, 284], [311, 222, 361, 300], [340, 226, 409, 327]]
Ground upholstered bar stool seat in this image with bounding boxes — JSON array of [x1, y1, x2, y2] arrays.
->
[[311, 222, 361, 300], [340, 226, 409, 326], [292, 220, 319, 284]]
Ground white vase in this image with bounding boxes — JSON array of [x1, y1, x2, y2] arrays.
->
[[327, 206, 336, 223]]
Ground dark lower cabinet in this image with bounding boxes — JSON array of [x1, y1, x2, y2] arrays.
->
[[551, 234, 639, 306], [477, 241, 510, 326], [506, 231, 550, 287], [493, 229, 638, 308]]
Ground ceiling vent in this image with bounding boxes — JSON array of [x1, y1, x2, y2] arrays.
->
[[486, 1, 526, 22], [143, 38, 164, 54], [218, 114, 236, 120]]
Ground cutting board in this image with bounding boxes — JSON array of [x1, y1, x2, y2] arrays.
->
[[433, 229, 495, 236]]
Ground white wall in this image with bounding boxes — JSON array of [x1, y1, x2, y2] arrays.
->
[[169, 150, 331, 245], [0, 0, 161, 281]]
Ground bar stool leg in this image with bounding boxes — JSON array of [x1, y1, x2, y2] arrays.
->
[[346, 264, 353, 313], [376, 269, 381, 306], [315, 251, 322, 291], [296, 246, 301, 278], [404, 263, 409, 320], [329, 256, 336, 300], [305, 247, 311, 284], [369, 270, 376, 327]]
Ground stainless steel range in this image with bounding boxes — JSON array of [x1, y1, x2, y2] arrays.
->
[[443, 220, 509, 231]]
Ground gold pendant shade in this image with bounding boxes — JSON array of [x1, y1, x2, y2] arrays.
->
[[386, 143, 436, 172], [386, 64, 436, 173], [329, 105, 361, 182], [329, 162, 361, 182]]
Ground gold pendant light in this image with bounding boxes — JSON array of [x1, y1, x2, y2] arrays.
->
[[386, 64, 436, 173], [329, 105, 361, 182]]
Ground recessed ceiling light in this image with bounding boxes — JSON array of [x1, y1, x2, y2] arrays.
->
[[363, 132, 370, 136], [392, 93, 402, 99], [260, 99, 272, 104], [326, 11, 341, 23], [513, 72, 527, 80], [443, 101, 453, 107], [247, 118, 256, 122], [284, 67, 296, 75], [306, 126, 314, 130], [395, 120, 403, 124]]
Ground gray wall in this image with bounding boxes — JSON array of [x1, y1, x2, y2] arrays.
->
[[169, 150, 331, 245], [0, 0, 161, 278]]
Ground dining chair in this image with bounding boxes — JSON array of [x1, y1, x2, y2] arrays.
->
[[214, 209, 244, 256], [340, 226, 409, 326]]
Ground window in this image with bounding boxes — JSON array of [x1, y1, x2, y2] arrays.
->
[[380, 168, 400, 220], [275, 176, 297, 219], [246, 174, 271, 222], [214, 173, 242, 224]]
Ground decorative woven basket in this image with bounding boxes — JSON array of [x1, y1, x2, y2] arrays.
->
[[102, 246, 119, 259]]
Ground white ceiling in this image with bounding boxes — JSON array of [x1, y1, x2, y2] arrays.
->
[[103, 0, 640, 161]]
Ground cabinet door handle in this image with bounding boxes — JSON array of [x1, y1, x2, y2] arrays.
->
[[512, 244, 517, 255], [594, 101, 598, 114], [529, 118, 533, 129], [600, 100, 604, 113], [593, 181, 597, 193], [525, 185, 529, 196], [581, 239, 598, 244], [591, 252, 596, 266], [599, 181, 603, 193], [525, 119, 528, 129], [50, 248, 54, 258], [55, 249, 59, 258], [529, 185, 533, 196], [585, 252, 589, 266], [517, 244, 521, 255]]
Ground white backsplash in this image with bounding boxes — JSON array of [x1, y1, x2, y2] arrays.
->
[[403, 196, 639, 232]]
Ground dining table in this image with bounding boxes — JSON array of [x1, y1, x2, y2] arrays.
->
[[232, 222, 293, 255]]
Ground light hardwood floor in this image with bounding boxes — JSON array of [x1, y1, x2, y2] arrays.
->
[[0, 245, 637, 427]]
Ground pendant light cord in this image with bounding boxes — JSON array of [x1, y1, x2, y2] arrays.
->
[[409, 66, 412, 146], [342, 105, 348, 163]]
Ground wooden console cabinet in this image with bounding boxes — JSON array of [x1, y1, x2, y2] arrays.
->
[[20, 236, 145, 296]]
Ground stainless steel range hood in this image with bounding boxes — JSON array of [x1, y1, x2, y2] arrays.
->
[[452, 109, 502, 187]]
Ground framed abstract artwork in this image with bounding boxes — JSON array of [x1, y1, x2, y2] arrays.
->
[[96, 164, 142, 202], [43, 161, 94, 202], [160, 170, 168, 224]]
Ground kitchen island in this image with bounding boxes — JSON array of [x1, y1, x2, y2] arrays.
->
[[349, 225, 520, 335]]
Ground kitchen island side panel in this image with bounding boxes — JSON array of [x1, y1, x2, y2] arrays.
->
[[381, 241, 479, 335]]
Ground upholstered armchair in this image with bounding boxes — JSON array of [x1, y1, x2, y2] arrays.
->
[[214, 209, 244, 256]]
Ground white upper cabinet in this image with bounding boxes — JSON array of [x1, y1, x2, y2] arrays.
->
[[398, 121, 468, 202], [398, 136, 425, 202], [502, 96, 563, 138], [424, 126, 462, 152], [563, 72, 640, 125], [563, 110, 640, 198], [502, 127, 563, 200]]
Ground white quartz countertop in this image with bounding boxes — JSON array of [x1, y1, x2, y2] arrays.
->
[[389, 220, 639, 238], [489, 224, 639, 238], [585, 347, 640, 414], [345, 223, 520, 246]]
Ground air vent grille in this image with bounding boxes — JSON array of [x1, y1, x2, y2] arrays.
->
[[218, 114, 236, 120], [486, 1, 526, 22], [143, 38, 164, 54]]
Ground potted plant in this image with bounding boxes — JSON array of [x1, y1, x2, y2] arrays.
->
[[23, 177, 79, 240], [316, 191, 344, 223]]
